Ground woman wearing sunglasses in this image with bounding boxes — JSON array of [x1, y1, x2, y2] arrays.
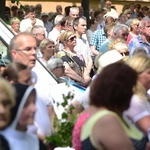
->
[[57, 31, 91, 87]]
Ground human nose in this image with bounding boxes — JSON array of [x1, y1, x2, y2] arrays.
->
[[0, 104, 5, 114]]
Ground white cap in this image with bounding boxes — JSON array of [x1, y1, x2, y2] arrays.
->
[[98, 50, 123, 69]]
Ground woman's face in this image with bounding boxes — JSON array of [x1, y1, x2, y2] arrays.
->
[[0, 92, 11, 129], [66, 35, 77, 48], [131, 23, 140, 34], [18, 91, 36, 130], [138, 67, 150, 90], [43, 43, 55, 59]]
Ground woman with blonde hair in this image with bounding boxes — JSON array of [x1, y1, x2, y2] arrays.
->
[[39, 38, 56, 66], [124, 54, 150, 138], [127, 18, 140, 44], [57, 31, 91, 87]]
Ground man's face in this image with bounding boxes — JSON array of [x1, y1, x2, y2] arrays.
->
[[70, 10, 79, 18], [75, 18, 87, 35], [35, 28, 46, 45], [12, 35, 37, 69], [142, 20, 150, 37], [28, 12, 35, 20]]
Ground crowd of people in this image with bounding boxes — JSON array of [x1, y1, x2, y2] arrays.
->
[[0, 0, 150, 150]]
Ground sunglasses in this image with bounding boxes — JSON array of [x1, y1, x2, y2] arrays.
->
[[55, 65, 65, 69], [120, 51, 129, 56], [67, 36, 76, 42]]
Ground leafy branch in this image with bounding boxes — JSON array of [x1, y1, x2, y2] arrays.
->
[[46, 91, 77, 148]]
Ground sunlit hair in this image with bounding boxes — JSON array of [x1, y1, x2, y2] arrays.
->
[[10, 17, 20, 25], [126, 54, 150, 74], [59, 31, 75, 45], [39, 38, 55, 53], [90, 62, 137, 112], [0, 77, 16, 107], [130, 18, 140, 31]]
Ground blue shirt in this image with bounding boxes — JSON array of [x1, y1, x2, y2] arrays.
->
[[128, 35, 150, 57], [90, 28, 106, 52]]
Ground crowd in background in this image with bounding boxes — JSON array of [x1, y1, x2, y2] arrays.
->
[[0, 0, 150, 150]]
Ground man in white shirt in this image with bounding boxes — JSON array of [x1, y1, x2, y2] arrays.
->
[[20, 6, 44, 32]]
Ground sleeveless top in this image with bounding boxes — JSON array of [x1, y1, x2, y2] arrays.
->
[[81, 110, 147, 150]]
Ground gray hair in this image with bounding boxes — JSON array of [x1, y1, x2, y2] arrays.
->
[[70, 7, 79, 14], [54, 15, 64, 25], [47, 57, 63, 70], [139, 17, 150, 28], [31, 25, 44, 34], [112, 24, 128, 37]]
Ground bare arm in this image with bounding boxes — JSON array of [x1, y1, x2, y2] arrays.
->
[[135, 116, 150, 134], [86, 55, 93, 74], [90, 45, 99, 56]]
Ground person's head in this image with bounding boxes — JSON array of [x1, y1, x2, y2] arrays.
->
[[69, 7, 79, 18], [0, 78, 15, 129], [78, 6, 84, 17], [26, 5, 35, 20], [126, 54, 150, 90], [56, 5, 62, 15], [129, 3, 135, 12], [112, 24, 129, 41], [94, 10, 104, 22], [2, 62, 32, 85], [124, 9, 132, 20], [31, 25, 46, 45], [130, 18, 140, 33], [35, 4, 42, 15], [11, 84, 36, 131], [9, 32, 37, 69], [39, 38, 55, 60], [65, 16, 75, 32], [105, 16, 115, 24], [105, 1, 112, 10], [132, 47, 148, 56], [47, 57, 65, 77], [17, 9, 24, 20], [109, 38, 129, 57], [135, 4, 141, 13], [54, 15, 64, 29], [73, 16, 87, 35], [89, 18, 98, 30], [139, 17, 150, 38], [118, 13, 127, 24], [10, 17, 20, 33], [104, 22, 116, 38], [11, 6, 18, 16], [59, 31, 76, 49], [41, 12, 49, 23], [90, 62, 137, 113]]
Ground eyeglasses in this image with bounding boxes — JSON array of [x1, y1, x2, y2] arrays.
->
[[67, 36, 76, 42], [15, 47, 37, 53], [55, 65, 65, 69], [36, 33, 45, 37]]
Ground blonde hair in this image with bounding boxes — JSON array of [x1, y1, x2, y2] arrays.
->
[[0, 78, 16, 107], [109, 38, 128, 53], [10, 17, 20, 25], [39, 38, 55, 54], [130, 18, 140, 31], [126, 54, 150, 74], [59, 31, 75, 45]]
